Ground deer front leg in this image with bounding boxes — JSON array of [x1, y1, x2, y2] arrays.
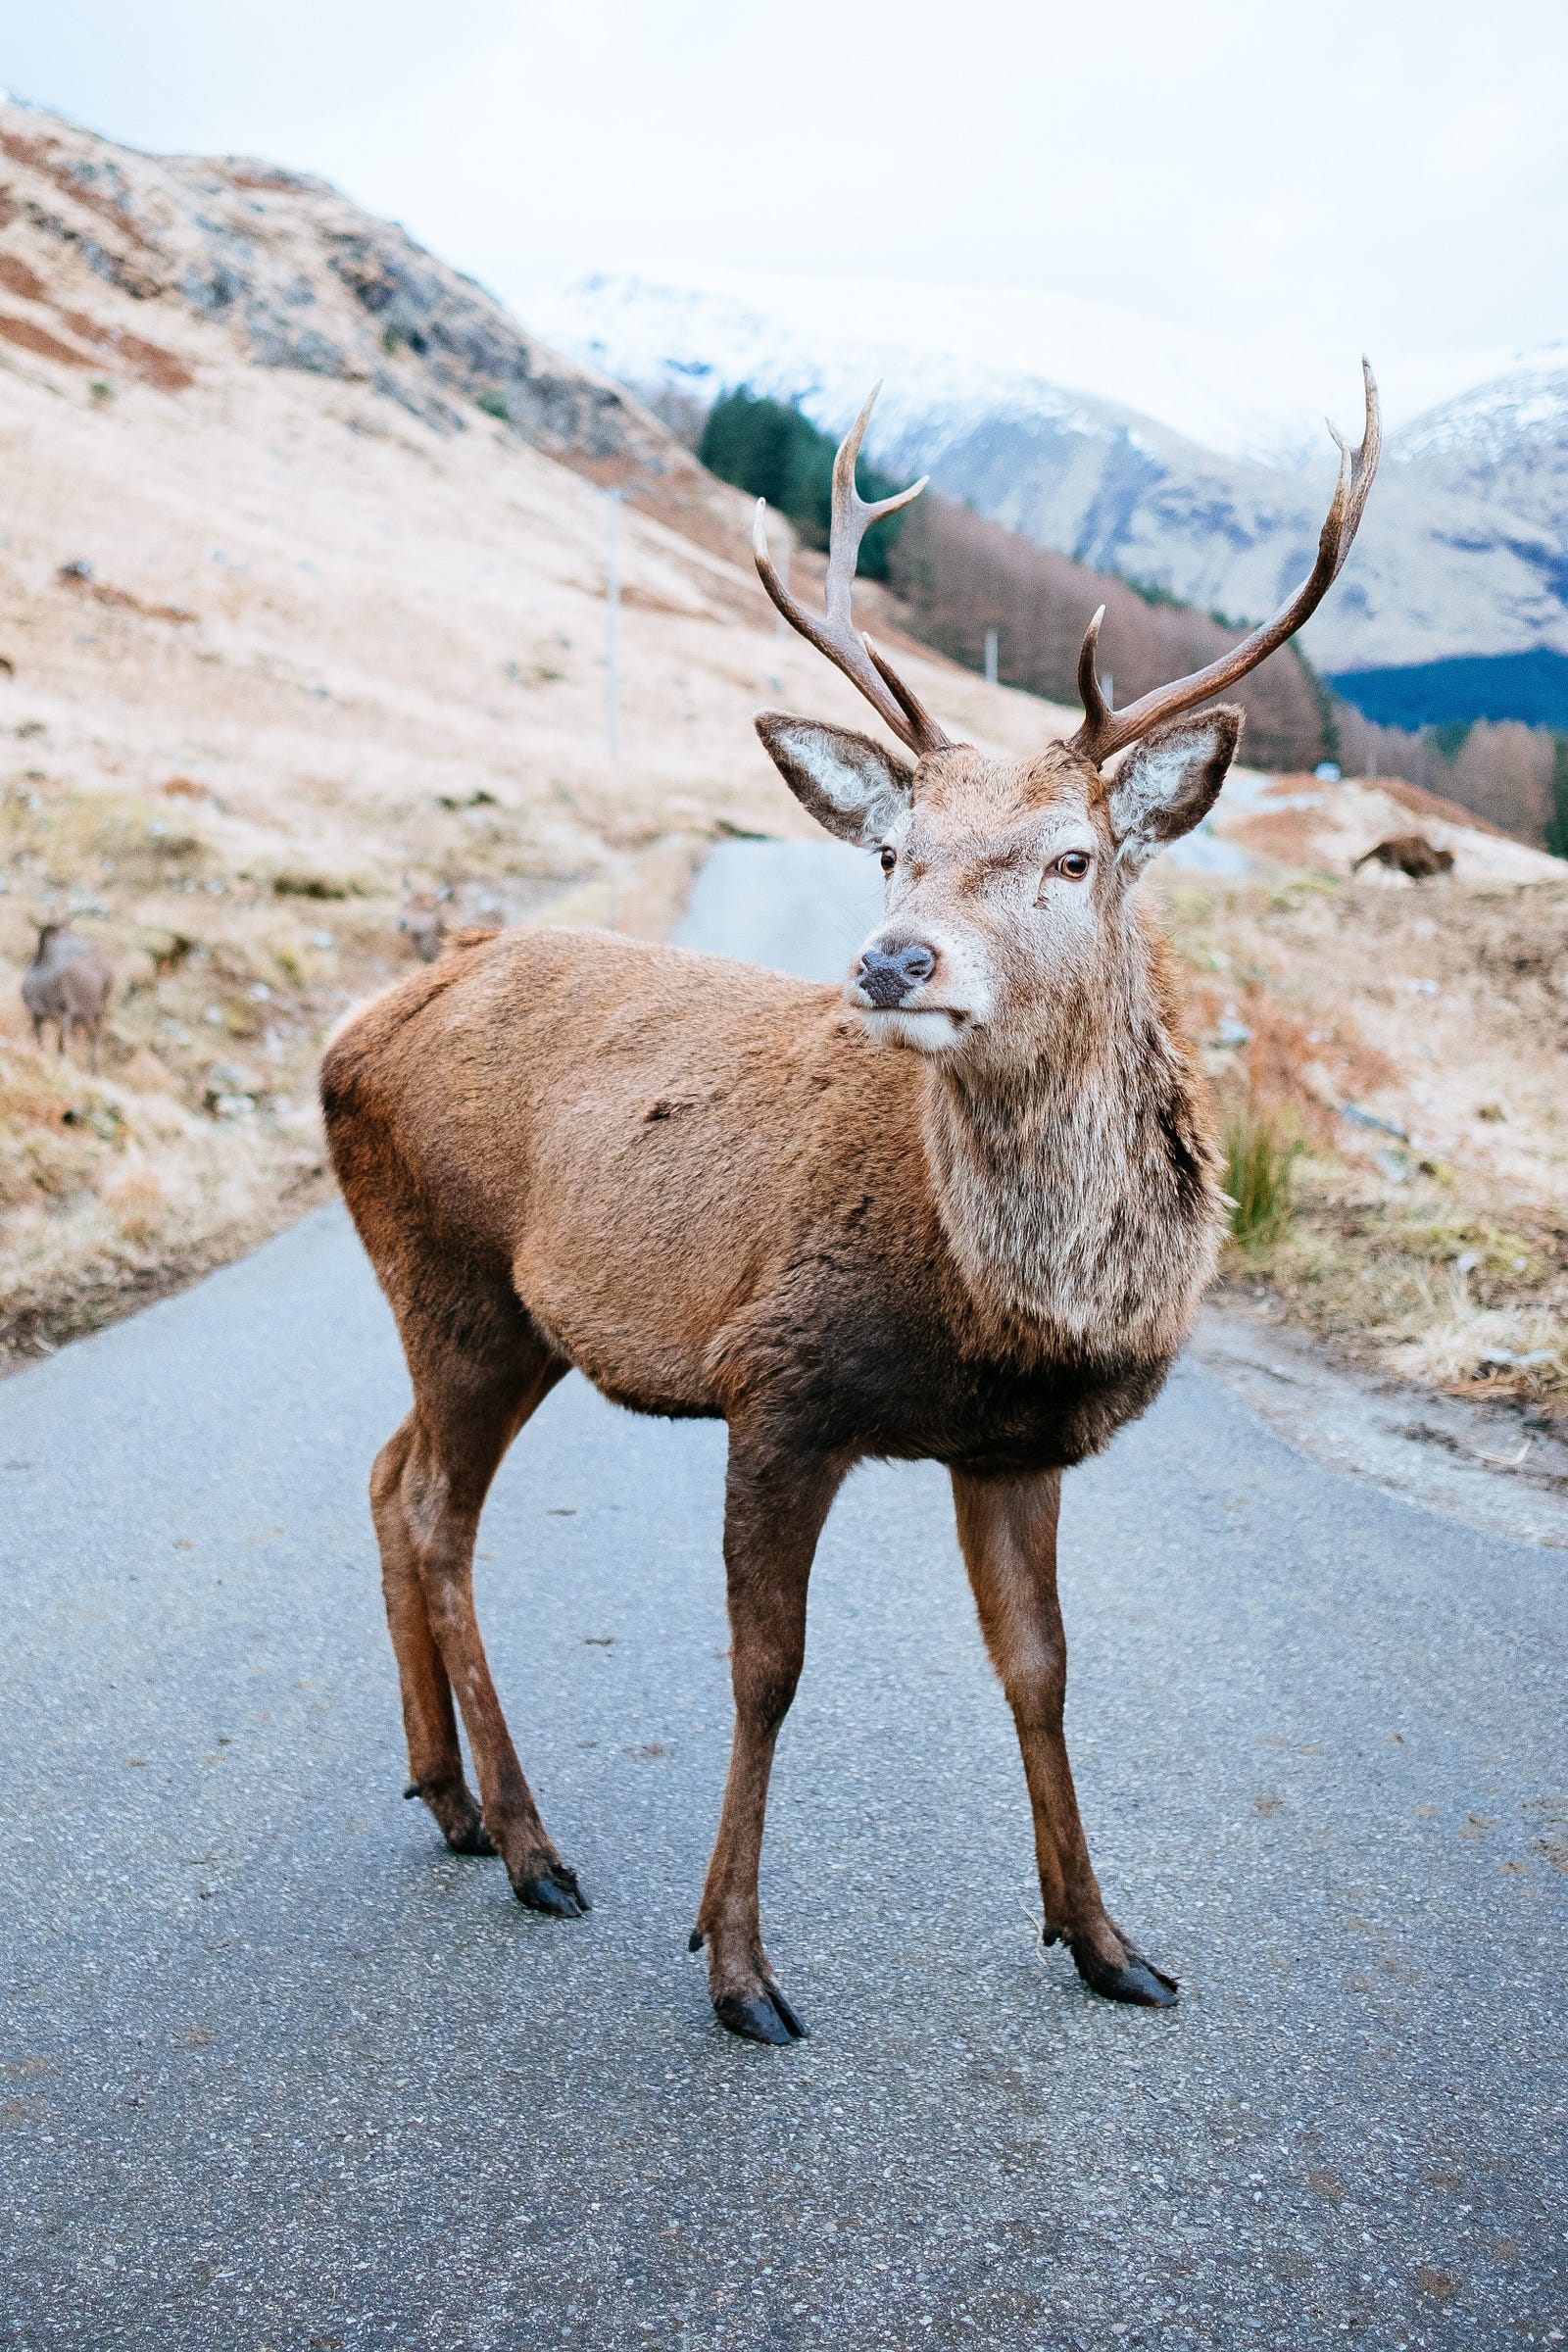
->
[[693, 1434, 847, 2045], [951, 1465, 1177, 2008]]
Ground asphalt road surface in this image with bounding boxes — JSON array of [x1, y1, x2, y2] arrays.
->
[[3, 844, 1564, 2352]]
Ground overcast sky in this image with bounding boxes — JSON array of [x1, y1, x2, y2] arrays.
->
[[6, 0, 1565, 408]]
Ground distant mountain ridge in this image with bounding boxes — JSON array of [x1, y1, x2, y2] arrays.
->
[[530, 268, 1331, 468], [529, 270, 1568, 705]]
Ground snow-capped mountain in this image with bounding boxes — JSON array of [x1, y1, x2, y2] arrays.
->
[[524, 270, 1568, 682], [526, 268, 1329, 470], [1394, 342, 1568, 467]]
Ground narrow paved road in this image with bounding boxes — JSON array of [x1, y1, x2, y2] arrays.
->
[[2, 846, 1564, 2352]]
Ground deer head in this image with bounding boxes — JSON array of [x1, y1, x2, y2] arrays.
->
[[755, 375, 1380, 1073], [398, 885, 449, 965]]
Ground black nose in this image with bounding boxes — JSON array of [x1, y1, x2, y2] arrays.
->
[[857, 941, 937, 1007]]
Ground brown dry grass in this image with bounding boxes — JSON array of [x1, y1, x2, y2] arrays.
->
[[1157, 868, 1568, 1416]]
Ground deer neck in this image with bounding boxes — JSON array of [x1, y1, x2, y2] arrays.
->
[[921, 958, 1219, 1366]]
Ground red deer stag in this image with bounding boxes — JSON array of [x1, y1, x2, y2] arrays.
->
[[322, 368, 1380, 2043]]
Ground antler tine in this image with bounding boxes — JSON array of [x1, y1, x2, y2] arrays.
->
[[752, 384, 952, 759], [863, 633, 939, 739], [1071, 360, 1382, 766], [1076, 605, 1110, 739], [823, 384, 928, 619]]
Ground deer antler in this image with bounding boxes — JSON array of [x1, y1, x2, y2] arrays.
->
[[753, 384, 953, 759], [1071, 360, 1382, 766]]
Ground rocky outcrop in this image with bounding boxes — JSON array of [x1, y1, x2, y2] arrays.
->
[[0, 105, 738, 539]]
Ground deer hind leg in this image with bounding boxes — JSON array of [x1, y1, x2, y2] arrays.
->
[[693, 1431, 848, 2044], [951, 1465, 1178, 2008], [371, 1414, 493, 1858], [370, 1299, 583, 1914]]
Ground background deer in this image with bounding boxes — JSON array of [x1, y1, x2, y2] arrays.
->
[[322, 369, 1379, 2044], [397, 884, 450, 964], [1353, 833, 1454, 881], [22, 921, 112, 1066]]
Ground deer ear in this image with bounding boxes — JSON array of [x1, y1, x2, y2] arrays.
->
[[756, 711, 915, 846], [1103, 709, 1242, 872]]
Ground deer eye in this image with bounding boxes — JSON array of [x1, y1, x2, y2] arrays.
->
[[878, 846, 897, 873], [1053, 851, 1092, 881]]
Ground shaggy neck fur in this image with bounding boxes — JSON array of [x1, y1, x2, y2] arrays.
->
[[921, 917, 1221, 1367]]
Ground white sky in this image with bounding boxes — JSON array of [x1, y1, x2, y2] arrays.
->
[[6, 0, 1566, 410]]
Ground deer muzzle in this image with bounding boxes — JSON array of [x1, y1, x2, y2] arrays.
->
[[854, 940, 937, 1008]]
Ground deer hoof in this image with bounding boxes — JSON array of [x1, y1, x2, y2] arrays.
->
[[714, 1983, 808, 2045], [448, 1816, 498, 1858], [406, 1778, 496, 1856], [514, 1862, 590, 1918], [1072, 1939, 1179, 2008]]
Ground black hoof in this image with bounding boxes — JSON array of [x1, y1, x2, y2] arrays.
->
[[764, 1981, 808, 2039], [714, 1984, 808, 2045], [514, 1863, 590, 1918], [1072, 1938, 1179, 2008], [406, 1779, 496, 1857], [448, 1817, 497, 1858]]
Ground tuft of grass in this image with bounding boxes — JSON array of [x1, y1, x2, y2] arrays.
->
[[1388, 1266, 1563, 1401], [270, 870, 352, 900], [1223, 1102, 1300, 1248]]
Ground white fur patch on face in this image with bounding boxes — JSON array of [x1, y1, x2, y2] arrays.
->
[[858, 1006, 967, 1055]]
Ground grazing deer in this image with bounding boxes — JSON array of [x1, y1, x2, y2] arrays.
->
[[1352, 833, 1453, 881], [323, 369, 1380, 2044], [22, 921, 112, 1066]]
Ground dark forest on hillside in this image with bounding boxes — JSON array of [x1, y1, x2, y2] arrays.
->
[[698, 387, 909, 579]]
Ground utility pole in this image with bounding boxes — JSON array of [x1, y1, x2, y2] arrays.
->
[[606, 486, 621, 761], [983, 626, 998, 686]]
